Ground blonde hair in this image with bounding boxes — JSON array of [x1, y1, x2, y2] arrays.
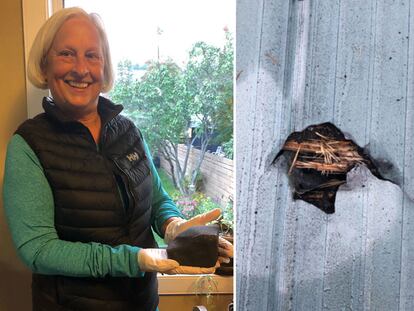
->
[[27, 7, 114, 93]]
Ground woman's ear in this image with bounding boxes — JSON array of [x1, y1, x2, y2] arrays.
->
[[40, 62, 48, 85], [41, 54, 48, 74]]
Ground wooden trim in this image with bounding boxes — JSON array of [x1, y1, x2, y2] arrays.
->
[[22, 0, 63, 118], [158, 274, 233, 295]]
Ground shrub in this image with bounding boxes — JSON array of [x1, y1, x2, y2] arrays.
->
[[174, 192, 234, 231], [175, 197, 198, 218]]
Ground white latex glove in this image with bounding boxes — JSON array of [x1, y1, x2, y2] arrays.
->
[[138, 248, 219, 275], [164, 260, 220, 275], [138, 248, 179, 273], [164, 208, 222, 243], [218, 237, 234, 263]]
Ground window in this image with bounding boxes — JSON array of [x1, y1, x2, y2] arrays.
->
[[22, 0, 234, 301], [63, 0, 234, 218]]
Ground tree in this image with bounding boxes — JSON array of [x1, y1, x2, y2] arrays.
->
[[213, 29, 234, 158], [110, 60, 138, 115], [136, 60, 194, 194], [182, 30, 233, 185], [110, 32, 233, 195]]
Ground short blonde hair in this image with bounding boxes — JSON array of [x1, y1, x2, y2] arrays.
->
[[27, 7, 114, 93]]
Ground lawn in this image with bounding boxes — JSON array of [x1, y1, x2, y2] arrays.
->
[[157, 168, 177, 197], [153, 168, 177, 247]]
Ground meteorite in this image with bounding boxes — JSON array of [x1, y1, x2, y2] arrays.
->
[[167, 225, 219, 267]]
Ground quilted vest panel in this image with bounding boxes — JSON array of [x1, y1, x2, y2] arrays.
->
[[17, 97, 158, 310]]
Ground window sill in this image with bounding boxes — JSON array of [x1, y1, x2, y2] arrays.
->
[[157, 274, 233, 295]]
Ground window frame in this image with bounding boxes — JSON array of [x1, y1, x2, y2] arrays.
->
[[22, 0, 63, 118]]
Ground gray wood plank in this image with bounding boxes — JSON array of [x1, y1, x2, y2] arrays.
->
[[363, 2, 408, 309], [304, 0, 340, 124], [291, 0, 340, 309], [363, 177, 403, 310], [399, 0, 414, 308], [235, 0, 266, 308], [321, 1, 374, 309], [332, 0, 375, 146], [368, 0, 409, 186], [235, 0, 293, 309], [322, 183, 367, 310], [292, 204, 328, 311], [274, 1, 312, 310]]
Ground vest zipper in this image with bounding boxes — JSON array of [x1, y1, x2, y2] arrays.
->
[[98, 128, 130, 218], [113, 160, 137, 216]]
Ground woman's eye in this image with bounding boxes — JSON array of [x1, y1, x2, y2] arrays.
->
[[86, 53, 101, 60], [60, 50, 72, 56]]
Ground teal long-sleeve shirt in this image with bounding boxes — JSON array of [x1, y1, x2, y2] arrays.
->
[[3, 134, 183, 278]]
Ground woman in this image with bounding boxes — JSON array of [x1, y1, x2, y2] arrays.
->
[[3, 7, 232, 310]]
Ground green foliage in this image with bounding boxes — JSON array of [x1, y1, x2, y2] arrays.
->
[[182, 171, 203, 192], [222, 137, 233, 159], [210, 30, 234, 146], [157, 168, 178, 196], [195, 194, 221, 215], [109, 31, 234, 193], [159, 171, 234, 231], [110, 60, 139, 114], [175, 192, 220, 219], [135, 60, 190, 153], [174, 192, 234, 232], [220, 200, 234, 234], [183, 32, 233, 143]]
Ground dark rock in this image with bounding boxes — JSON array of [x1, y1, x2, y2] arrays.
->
[[167, 225, 219, 267]]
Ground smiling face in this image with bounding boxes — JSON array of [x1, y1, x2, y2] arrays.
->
[[44, 16, 104, 117]]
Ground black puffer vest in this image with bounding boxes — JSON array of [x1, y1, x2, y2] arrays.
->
[[16, 96, 158, 311]]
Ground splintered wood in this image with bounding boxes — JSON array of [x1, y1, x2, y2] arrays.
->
[[283, 134, 366, 175], [276, 122, 381, 214]]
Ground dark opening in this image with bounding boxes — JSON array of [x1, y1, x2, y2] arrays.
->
[[274, 123, 382, 213]]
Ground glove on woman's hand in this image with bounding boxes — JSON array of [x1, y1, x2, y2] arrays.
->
[[165, 260, 220, 275], [138, 248, 218, 274], [138, 248, 179, 273], [163, 208, 222, 243], [163, 208, 234, 263], [218, 237, 234, 263]]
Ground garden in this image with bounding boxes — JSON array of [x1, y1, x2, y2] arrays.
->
[[109, 29, 234, 242]]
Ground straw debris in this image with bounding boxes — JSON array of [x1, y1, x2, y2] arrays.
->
[[278, 122, 379, 214]]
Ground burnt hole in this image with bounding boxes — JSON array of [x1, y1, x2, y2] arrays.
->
[[273, 122, 383, 214]]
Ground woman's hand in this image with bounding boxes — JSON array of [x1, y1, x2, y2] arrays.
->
[[218, 237, 234, 263], [163, 208, 222, 243], [163, 208, 234, 263], [137, 248, 218, 274]]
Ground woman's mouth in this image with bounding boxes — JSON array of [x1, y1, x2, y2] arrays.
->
[[65, 80, 91, 89]]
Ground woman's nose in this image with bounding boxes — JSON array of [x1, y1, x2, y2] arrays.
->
[[72, 56, 89, 77]]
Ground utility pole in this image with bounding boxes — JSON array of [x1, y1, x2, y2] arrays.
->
[[156, 26, 163, 62]]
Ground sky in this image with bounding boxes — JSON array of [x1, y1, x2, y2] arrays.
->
[[64, 0, 235, 72]]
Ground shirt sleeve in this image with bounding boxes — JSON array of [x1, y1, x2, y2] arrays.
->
[[3, 134, 144, 278], [141, 138, 184, 237]]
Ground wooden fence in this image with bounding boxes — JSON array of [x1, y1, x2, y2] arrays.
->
[[159, 144, 233, 207]]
